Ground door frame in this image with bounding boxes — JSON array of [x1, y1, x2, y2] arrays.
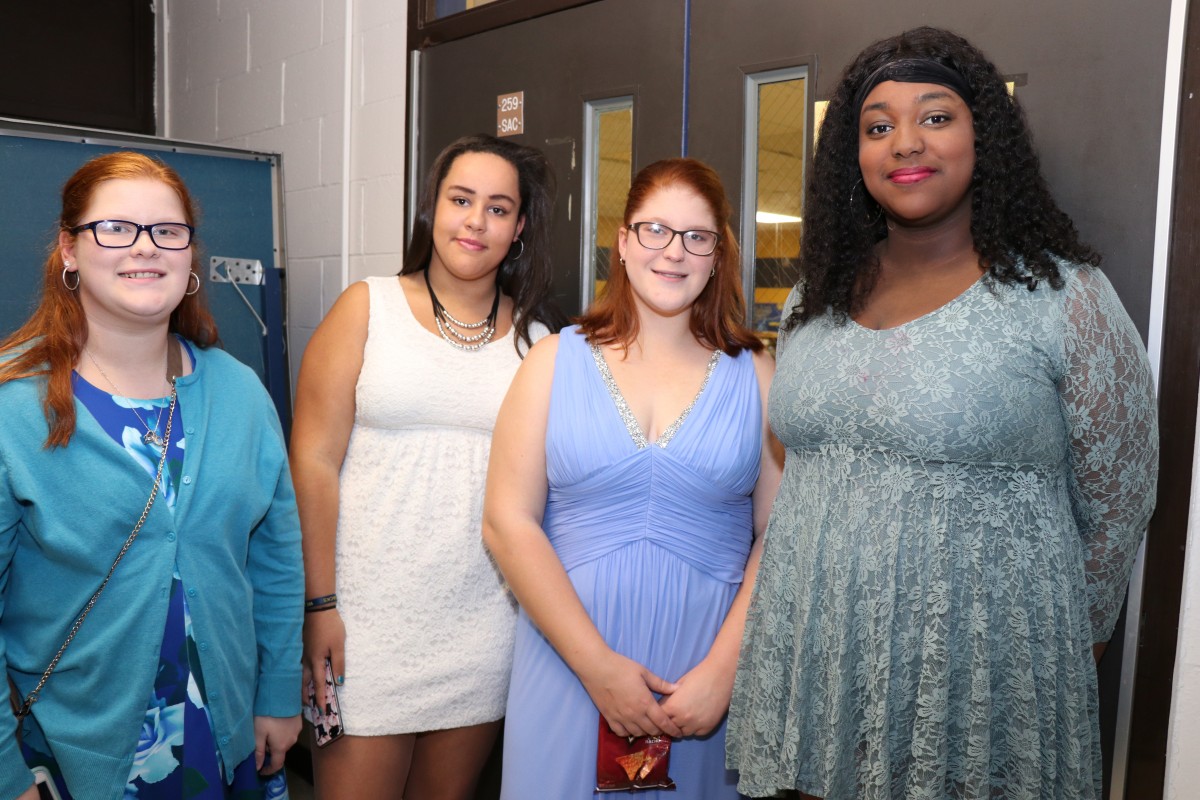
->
[[1122, 0, 1199, 794]]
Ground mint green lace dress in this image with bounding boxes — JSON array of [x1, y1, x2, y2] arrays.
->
[[727, 265, 1158, 799]]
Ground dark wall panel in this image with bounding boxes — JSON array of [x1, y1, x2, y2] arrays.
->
[[0, 1, 156, 134]]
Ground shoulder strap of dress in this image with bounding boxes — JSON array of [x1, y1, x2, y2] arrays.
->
[[369, 275, 418, 328]]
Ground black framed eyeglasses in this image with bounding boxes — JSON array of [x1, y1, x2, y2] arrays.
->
[[628, 222, 720, 256], [69, 220, 195, 250]]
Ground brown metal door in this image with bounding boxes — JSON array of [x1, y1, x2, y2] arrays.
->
[[683, 2, 1173, 794]]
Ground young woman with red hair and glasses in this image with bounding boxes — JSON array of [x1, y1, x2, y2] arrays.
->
[[0, 151, 302, 800], [483, 158, 783, 799]]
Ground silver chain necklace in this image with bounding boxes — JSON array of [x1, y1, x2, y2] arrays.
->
[[424, 268, 500, 351], [83, 346, 171, 449]]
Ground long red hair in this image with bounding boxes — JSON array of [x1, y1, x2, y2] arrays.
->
[[577, 158, 762, 356], [0, 151, 219, 447]]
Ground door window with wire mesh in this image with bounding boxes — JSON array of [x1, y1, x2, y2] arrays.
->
[[582, 97, 633, 307], [742, 67, 807, 351]]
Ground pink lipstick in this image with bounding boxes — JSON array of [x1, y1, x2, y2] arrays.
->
[[888, 167, 936, 185]]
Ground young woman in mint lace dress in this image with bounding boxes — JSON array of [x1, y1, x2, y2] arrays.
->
[[727, 26, 1158, 800]]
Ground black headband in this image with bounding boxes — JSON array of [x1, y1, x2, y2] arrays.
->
[[853, 58, 975, 114]]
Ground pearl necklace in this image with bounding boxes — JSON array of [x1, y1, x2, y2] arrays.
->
[[84, 346, 172, 449], [424, 268, 500, 351]]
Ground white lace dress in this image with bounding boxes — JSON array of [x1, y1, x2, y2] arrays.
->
[[334, 275, 547, 734]]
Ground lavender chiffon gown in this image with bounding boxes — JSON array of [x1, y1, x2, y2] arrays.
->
[[500, 327, 761, 799]]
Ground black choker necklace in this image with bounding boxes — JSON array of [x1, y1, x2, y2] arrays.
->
[[424, 268, 501, 351]]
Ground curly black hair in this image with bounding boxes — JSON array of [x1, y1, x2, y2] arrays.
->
[[787, 26, 1099, 328]]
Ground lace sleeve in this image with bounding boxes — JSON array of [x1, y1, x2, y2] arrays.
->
[[776, 283, 804, 355], [1057, 267, 1159, 642]]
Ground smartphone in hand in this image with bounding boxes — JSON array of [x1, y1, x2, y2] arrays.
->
[[302, 659, 344, 747]]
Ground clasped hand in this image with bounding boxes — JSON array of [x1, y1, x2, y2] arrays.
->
[[579, 651, 732, 739], [659, 656, 734, 738]]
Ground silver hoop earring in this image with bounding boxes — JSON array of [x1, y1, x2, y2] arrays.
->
[[509, 238, 525, 261], [62, 267, 80, 291], [849, 178, 883, 228], [186, 271, 200, 296], [709, 267, 715, 278]]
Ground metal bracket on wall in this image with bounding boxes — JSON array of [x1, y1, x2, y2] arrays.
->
[[208, 257, 265, 285], [209, 256, 268, 336]]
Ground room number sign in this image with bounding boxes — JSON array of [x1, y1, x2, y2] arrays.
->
[[497, 91, 524, 137]]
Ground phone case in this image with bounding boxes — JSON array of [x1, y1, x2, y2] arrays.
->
[[31, 767, 63, 800], [302, 659, 344, 747]]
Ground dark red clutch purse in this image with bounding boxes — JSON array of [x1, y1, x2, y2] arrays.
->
[[595, 714, 676, 792]]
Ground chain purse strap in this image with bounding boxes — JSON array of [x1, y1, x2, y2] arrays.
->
[[14, 372, 179, 722]]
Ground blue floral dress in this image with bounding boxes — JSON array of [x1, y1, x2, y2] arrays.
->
[[19, 350, 289, 800]]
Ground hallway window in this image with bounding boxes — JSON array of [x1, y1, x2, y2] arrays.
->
[[582, 97, 633, 306], [743, 66, 807, 350]]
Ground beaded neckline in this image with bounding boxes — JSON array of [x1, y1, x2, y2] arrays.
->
[[590, 345, 721, 449]]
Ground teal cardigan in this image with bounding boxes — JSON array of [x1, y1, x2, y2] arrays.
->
[[0, 345, 303, 799]]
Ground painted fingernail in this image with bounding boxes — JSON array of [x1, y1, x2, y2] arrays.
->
[[335, 675, 345, 685]]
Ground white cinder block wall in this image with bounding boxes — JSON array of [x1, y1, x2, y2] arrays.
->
[[160, 0, 407, 391]]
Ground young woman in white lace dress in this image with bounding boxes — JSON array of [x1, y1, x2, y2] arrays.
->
[[726, 27, 1158, 800], [290, 135, 564, 800]]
